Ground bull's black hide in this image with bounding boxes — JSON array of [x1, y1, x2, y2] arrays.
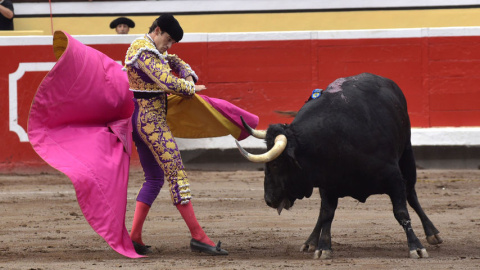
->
[[238, 73, 443, 259]]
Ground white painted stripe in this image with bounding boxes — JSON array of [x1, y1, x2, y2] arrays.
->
[[3, 27, 480, 46], [0, 35, 53, 46], [0, 34, 142, 46], [15, 0, 480, 16], [176, 136, 263, 150], [9, 62, 57, 142], [177, 127, 480, 150], [411, 127, 480, 146], [207, 31, 313, 42], [313, 28, 423, 39]]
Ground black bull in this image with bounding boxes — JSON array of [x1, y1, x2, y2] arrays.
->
[[236, 73, 443, 259]]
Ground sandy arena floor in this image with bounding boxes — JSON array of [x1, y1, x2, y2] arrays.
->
[[0, 169, 479, 270]]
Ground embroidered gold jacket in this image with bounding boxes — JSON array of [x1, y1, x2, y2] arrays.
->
[[124, 34, 197, 96]]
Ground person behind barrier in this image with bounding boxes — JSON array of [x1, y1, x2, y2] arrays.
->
[[0, 0, 14, 30], [110, 17, 135, 34]]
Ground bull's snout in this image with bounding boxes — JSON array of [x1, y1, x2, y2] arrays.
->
[[264, 193, 275, 208], [265, 192, 291, 215]]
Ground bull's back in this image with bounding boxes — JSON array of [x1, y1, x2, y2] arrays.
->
[[292, 73, 411, 190]]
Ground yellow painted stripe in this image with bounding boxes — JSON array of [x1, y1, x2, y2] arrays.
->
[[12, 8, 480, 35]]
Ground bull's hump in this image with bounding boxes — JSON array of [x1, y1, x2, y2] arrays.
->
[[324, 77, 346, 94]]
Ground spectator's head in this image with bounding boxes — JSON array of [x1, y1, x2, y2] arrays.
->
[[110, 17, 135, 34]]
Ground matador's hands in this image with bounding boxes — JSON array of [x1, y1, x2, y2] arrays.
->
[[185, 75, 206, 94], [180, 84, 207, 99], [194, 85, 207, 92]]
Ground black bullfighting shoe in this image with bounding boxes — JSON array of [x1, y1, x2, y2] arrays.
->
[[190, 239, 228, 255], [132, 241, 153, 255]]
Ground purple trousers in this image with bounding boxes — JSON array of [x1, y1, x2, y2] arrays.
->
[[131, 96, 192, 206], [132, 100, 165, 207]]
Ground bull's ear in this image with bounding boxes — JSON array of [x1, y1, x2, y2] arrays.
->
[[287, 147, 302, 169]]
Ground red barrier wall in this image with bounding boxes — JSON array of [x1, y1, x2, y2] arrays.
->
[[1, 32, 480, 172]]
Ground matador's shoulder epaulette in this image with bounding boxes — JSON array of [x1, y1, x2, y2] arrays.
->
[[125, 35, 164, 66]]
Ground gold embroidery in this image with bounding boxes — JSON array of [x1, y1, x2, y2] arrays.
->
[[148, 133, 159, 142], [128, 35, 195, 205], [125, 35, 195, 96], [143, 122, 155, 134], [160, 151, 172, 161], [135, 98, 192, 205], [166, 141, 176, 149]]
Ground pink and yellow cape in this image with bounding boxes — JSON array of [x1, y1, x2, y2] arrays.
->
[[27, 31, 258, 258]]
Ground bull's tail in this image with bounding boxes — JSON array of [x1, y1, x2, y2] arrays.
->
[[398, 141, 417, 190]]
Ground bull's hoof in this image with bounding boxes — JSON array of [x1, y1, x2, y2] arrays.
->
[[426, 234, 443, 245], [409, 248, 429, 259], [300, 244, 316, 252], [314, 249, 332, 260]]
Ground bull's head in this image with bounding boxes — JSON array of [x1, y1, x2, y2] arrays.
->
[[236, 117, 302, 215]]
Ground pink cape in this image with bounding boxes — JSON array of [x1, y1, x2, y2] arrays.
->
[[28, 31, 258, 258], [28, 31, 141, 258]]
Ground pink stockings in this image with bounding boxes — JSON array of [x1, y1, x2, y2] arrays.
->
[[177, 202, 215, 246], [130, 201, 150, 246], [130, 201, 215, 247]]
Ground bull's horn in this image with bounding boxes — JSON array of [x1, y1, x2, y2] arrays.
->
[[235, 134, 287, 163], [240, 116, 266, 139], [274, 110, 298, 117]]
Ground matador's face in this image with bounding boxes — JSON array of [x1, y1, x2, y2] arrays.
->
[[153, 27, 176, 54]]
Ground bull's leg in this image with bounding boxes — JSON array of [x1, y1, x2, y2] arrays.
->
[[399, 142, 442, 245], [407, 189, 443, 245], [301, 189, 322, 252], [388, 177, 428, 259], [312, 189, 338, 259]]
